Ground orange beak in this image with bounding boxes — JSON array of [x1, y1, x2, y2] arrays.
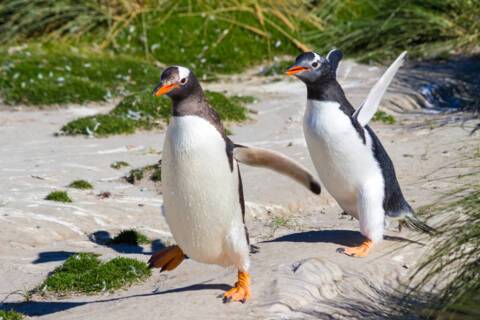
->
[[153, 83, 179, 96], [286, 65, 309, 76]]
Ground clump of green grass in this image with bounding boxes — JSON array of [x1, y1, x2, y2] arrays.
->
[[45, 191, 72, 203], [110, 229, 150, 246], [308, 0, 480, 62], [410, 185, 480, 318], [0, 1, 318, 77], [61, 90, 250, 137], [125, 163, 161, 184], [68, 180, 93, 190], [0, 45, 159, 105], [38, 252, 151, 295], [0, 310, 23, 320], [111, 161, 130, 170], [269, 216, 296, 234], [372, 111, 396, 124]]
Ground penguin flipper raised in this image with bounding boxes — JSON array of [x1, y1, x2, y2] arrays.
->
[[353, 51, 407, 126], [233, 145, 321, 195]]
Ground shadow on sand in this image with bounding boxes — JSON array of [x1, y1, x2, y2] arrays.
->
[[266, 229, 424, 247], [266, 229, 367, 247], [1, 283, 230, 317], [88, 230, 167, 255], [32, 251, 77, 264]]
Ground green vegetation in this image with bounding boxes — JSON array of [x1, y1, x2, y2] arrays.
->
[[38, 253, 151, 295], [111, 161, 130, 170], [269, 216, 296, 235], [45, 190, 72, 203], [372, 111, 396, 124], [61, 90, 250, 137], [0, 45, 158, 105], [410, 185, 480, 318], [110, 229, 151, 246], [68, 180, 93, 190], [0, 1, 477, 114], [125, 163, 161, 184], [0, 310, 23, 320], [309, 0, 480, 62]]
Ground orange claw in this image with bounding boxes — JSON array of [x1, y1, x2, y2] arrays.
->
[[342, 239, 373, 257], [223, 271, 251, 304], [148, 245, 185, 271]]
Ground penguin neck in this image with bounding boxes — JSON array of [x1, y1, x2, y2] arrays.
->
[[171, 85, 226, 138], [306, 78, 355, 115], [172, 84, 209, 117]]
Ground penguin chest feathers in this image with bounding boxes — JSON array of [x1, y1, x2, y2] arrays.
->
[[162, 115, 246, 266], [303, 100, 384, 212]]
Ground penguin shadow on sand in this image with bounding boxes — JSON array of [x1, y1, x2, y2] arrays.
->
[[266, 229, 367, 247], [266, 229, 424, 248], [88, 230, 167, 255]]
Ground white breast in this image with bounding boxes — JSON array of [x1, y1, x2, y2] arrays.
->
[[162, 116, 246, 266], [303, 100, 383, 216]]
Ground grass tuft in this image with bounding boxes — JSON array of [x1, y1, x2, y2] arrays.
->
[[68, 180, 93, 190], [111, 161, 130, 170], [0, 310, 23, 320], [61, 90, 250, 137], [125, 163, 161, 184], [38, 252, 151, 295], [0, 45, 158, 106], [372, 111, 396, 124], [309, 0, 480, 62], [410, 184, 480, 318], [45, 191, 72, 203], [110, 229, 150, 246]]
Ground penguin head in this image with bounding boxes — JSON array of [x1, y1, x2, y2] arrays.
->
[[286, 49, 343, 84], [153, 66, 199, 100]]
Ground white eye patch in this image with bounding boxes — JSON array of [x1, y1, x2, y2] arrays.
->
[[176, 66, 191, 80], [311, 52, 321, 68]]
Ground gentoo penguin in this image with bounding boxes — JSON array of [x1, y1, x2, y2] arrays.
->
[[149, 65, 321, 303], [287, 50, 434, 257]]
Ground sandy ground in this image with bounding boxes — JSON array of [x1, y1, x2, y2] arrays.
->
[[0, 60, 478, 319]]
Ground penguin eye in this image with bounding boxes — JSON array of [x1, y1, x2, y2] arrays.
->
[[312, 62, 319, 68], [180, 77, 187, 85]]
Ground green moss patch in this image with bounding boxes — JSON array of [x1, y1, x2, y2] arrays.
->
[[372, 111, 396, 124], [38, 252, 151, 295], [61, 90, 251, 137], [68, 180, 93, 190], [0, 310, 23, 320], [111, 161, 130, 170], [125, 163, 161, 184], [110, 230, 150, 246], [45, 191, 72, 203]]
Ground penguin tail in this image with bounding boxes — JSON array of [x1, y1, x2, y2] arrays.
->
[[402, 215, 437, 235], [233, 145, 321, 195]]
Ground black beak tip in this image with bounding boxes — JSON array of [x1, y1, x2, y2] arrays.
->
[[152, 83, 162, 96]]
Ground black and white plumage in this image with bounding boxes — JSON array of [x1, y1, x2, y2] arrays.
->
[[287, 50, 433, 256], [150, 66, 321, 301]]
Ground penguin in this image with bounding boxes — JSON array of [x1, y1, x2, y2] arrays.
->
[[286, 50, 434, 257], [149, 65, 321, 303]]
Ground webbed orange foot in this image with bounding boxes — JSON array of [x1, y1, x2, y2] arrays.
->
[[223, 271, 251, 304], [148, 245, 185, 271], [340, 239, 373, 257]]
